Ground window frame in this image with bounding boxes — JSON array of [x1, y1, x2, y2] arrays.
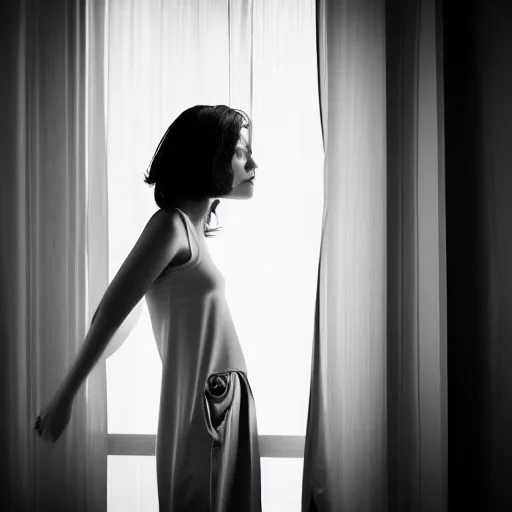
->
[[108, 434, 305, 458]]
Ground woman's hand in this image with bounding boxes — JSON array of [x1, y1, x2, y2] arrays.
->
[[34, 394, 73, 444]]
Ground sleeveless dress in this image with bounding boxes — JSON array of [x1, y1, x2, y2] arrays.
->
[[144, 207, 256, 511]]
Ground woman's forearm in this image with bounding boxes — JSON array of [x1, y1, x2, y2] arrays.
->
[[55, 309, 119, 402]]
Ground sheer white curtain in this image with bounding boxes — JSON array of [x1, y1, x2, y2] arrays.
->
[[0, 0, 109, 510], [302, 0, 447, 510], [104, 1, 323, 511]]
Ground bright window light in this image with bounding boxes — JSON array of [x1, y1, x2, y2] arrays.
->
[[104, 0, 323, 509]]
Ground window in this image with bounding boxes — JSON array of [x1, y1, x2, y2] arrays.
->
[[104, 1, 323, 510]]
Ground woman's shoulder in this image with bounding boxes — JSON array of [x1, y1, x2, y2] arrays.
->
[[151, 208, 189, 251], [151, 207, 181, 230]]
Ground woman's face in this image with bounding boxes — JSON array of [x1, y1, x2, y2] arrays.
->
[[224, 127, 258, 199]]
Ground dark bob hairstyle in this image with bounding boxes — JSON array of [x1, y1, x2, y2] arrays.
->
[[143, 105, 252, 238]]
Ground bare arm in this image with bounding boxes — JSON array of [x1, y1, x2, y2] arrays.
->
[[54, 209, 180, 403], [100, 299, 143, 361]]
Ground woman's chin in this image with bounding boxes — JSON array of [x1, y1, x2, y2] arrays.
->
[[222, 183, 255, 200]]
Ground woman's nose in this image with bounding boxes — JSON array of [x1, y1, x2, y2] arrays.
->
[[247, 156, 258, 169]]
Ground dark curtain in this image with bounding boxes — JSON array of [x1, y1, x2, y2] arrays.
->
[[444, 0, 512, 510]]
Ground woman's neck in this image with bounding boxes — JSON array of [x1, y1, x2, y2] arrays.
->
[[172, 197, 215, 232]]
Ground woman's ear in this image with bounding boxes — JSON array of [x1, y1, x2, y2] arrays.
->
[[208, 199, 221, 224]]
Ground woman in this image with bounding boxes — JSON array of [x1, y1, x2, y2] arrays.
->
[[34, 105, 260, 510]]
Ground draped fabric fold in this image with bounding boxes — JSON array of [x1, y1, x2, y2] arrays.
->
[[228, 0, 254, 117], [203, 370, 262, 512], [303, 0, 388, 509], [0, 0, 109, 509], [303, 0, 447, 510], [386, 0, 448, 509]]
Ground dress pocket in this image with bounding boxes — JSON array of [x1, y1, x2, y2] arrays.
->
[[203, 369, 262, 512]]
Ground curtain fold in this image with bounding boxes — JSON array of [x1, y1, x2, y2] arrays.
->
[[84, 1, 110, 508], [228, 0, 254, 117], [304, 0, 388, 509], [303, 0, 448, 510], [386, 0, 448, 509], [0, 0, 109, 510]]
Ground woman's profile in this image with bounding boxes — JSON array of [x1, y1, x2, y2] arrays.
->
[[34, 105, 260, 511]]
